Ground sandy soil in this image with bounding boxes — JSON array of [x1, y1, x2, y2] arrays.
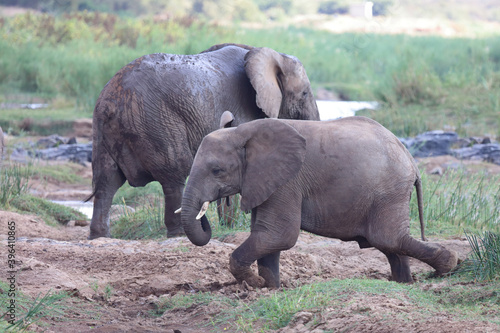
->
[[1, 153, 500, 332], [0, 209, 486, 333]]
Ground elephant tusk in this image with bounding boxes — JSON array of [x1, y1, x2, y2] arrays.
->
[[196, 201, 210, 220], [174, 207, 182, 214]]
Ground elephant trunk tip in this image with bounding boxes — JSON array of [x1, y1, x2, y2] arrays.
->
[[182, 207, 212, 246]]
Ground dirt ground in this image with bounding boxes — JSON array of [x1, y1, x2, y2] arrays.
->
[[2, 148, 500, 332]]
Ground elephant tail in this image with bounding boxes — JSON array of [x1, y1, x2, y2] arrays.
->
[[415, 177, 427, 241], [84, 189, 96, 203]]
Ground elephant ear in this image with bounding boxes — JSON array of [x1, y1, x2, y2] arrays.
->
[[236, 119, 306, 212], [244, 47, 284, 118], [219, 111, 235, 129]]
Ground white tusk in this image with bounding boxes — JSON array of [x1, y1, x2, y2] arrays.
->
[[196, 201, 210, 220], [174, 207, 182, 214]]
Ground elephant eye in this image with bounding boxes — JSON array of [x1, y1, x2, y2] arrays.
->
[[212, 167, 223, 176]]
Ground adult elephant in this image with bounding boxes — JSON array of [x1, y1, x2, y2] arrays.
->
[[180, 115, 458, 288], [87, 43, 320, 240]]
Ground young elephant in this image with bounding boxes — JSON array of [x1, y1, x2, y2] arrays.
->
[[180, 116, 458, 288]]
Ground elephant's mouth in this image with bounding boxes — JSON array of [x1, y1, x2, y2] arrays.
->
[[175, 200, 211, 219]]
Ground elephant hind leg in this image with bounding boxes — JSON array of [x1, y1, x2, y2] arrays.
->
[[383, 252, 413, 283], [162, 184, 186, 238], [400, 235, 458, 276], [377, 234, 457, 279]]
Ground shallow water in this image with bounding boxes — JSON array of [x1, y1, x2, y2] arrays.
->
[[52, 200, 93, 219], [317, 100, 378, 120]]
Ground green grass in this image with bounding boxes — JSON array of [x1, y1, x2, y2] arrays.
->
[[0, 162, 33, 208], [0, 281, 73, 331], [112, 181, 163, 206], [1, 13, 499, 137], [0, 161, 88, 225], [457, 231, 500, 281], [9, 194, 87, 226], [110, 193, 166, 239], [152, 278, 500, 331], [0, 106, 92, 137], [410, 170, 500, 237]]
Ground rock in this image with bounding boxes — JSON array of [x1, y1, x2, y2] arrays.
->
[[429, 166, 443, 175], [36, 134, 68, 149], [452, 144, 500, 165], [400, 131, 459, 157], [400, 131, 500, 167], [35, 143, 92, 166], [11, 134, 93, 165], [110, 205, 136, 221]]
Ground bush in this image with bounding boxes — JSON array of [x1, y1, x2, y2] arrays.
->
[[458, 231, 500, 281], [318, 1, 348, 15], [372, 1, 393, 16], [10, 194, 87, 225], [0, 162, 33, 208]]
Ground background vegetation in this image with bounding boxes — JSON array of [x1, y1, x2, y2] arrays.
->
[[1, 5, 499, 137]]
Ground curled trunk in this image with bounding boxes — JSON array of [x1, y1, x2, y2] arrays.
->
[[181, 196, 212, 246]]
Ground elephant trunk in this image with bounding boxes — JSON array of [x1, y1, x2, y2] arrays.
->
[[181, 189, 212, 246]]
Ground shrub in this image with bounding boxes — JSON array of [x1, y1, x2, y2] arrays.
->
[[458, 231, 500, 281]]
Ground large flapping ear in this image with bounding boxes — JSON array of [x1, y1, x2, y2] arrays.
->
[[219, 111, 235, 129], [235, 119, 306, 212], [244, 47, 284, 118]]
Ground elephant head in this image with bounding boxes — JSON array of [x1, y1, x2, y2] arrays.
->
[[244, 47, 318, 120], [203, 43, 319, 121], [180, 116, 306, 246]]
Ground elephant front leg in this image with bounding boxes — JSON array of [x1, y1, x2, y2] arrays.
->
[[163, 185, 185, 237], [89, 155, 125, 240], [229, 254, 266, 289], [229, 226, 299, 288], [383, 252, 412, 283], [258, 252, 281, 288], [229, 247, 283, 289], [229, 192, 301, 288], [229, 251, 281, 289]]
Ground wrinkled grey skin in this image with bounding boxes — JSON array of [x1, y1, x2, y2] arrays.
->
[[87, 43, 319, 240], [181, 116, 458, 288]]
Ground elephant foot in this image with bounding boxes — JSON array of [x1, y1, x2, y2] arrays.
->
[[88, 232, 111, 240], [434, 248, 458, 276], [229, 256, 265, 289]]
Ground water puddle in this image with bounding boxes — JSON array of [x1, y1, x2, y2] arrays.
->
[[52, 200, 93, 219], [317, 100, 379, 120]]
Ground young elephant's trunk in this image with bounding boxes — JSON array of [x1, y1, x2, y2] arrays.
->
[[181, 192, 212, 246]]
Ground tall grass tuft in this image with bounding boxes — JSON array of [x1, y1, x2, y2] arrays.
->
[[458, 231, 500, 281], [0, 162, 33, 208], [410, 170, 500, 235], [111, 194, 165, 239], [1, 285, 72, 332]]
